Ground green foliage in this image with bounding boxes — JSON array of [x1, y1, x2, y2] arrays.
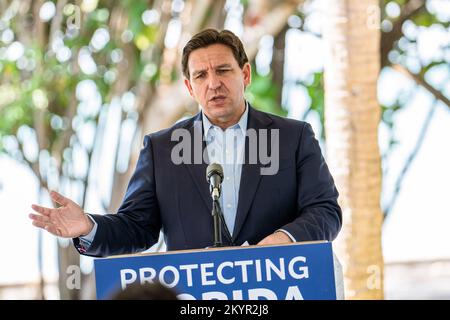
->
[[246, 67, 287, 117], [380, 99, 402, 157], [287, 0, 449, 144], [420, 61, 448, 78], [411, 11, 441, 27], [240, 0, 250, 10], [384, 0, 408, 8], [0, 0, 171, 193], [0, 4, 108, 166], [302, 72, 324, 135]]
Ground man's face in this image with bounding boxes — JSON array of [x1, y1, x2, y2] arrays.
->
[[184, 43, 251, 128]]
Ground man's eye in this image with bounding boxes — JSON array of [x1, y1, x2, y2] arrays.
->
[[217, 69, 229, 74], [195, 73, 205, 79]]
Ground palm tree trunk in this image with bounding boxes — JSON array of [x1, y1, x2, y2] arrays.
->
[[323, 0, 384, 299]]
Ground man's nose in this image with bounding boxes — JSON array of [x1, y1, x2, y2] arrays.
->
[[208, 74, 221, 90]]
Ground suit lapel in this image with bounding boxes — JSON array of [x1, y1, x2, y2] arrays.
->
[[232, 106, 273, 240], [183, 113, 212, 214]]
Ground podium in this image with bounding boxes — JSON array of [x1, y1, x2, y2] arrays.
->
[[94, 241, 342, 300]]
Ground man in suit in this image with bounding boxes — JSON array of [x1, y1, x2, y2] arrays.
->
[[29, 29, 342, 257]]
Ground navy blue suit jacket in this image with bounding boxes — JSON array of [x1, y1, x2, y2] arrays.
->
[[74, 106, 341, 256]]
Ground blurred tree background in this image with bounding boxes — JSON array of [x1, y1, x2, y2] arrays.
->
[[0, 0, 448, 299]]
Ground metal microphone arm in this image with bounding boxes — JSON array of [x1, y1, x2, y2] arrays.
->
[[212, 200, 223, 247], [206, 163, 225, 247]]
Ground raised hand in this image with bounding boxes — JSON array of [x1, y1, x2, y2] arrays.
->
[[29, 190, 94, 238]]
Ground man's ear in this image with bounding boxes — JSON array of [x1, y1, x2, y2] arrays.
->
[[243, 62, 251, 88], [184, 78, 194, 97]]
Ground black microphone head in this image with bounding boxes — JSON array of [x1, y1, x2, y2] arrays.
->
[[206, 163, 224, 183]]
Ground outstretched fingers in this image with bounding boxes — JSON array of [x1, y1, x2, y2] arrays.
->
[[31, 204, 53, 216], [31, 219, 51, 231], [29, 213, 50, 224], [50, 190, 70, 207]]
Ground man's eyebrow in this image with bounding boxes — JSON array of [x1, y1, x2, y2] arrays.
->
[[215, 64, 232, 69], [192, 64, 233, 77], [192, 68, 206, 77]]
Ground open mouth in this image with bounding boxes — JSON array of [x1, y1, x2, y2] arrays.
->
[[210, 95, 226, 102]]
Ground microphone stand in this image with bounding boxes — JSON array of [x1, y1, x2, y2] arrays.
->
[[212, 199, 224, 247], [206, 164, 234, 248]]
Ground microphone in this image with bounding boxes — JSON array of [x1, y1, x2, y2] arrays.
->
[[206, 163, 224, 201], [205, 163, 234, 247]]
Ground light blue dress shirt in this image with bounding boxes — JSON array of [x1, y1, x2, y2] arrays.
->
[[201, 103, 296, 242], [202, 104, 249, 236]]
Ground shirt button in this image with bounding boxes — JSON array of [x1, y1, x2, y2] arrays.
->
[[226, 204, 232, 209], [226, 176, 230, 181]]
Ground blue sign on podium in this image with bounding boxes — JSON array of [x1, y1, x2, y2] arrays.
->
[[94, 241, 336, 300]]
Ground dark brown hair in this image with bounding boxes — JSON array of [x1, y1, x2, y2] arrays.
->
[[110, 282, 178, 300], [182, 29, 249, 78]]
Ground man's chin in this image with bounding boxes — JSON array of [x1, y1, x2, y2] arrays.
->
[[205, 105, 231, 118], [211, 111, 234, 122]]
